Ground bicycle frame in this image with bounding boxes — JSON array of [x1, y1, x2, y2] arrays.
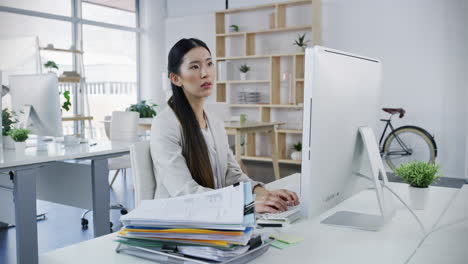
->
[[379, 116, 412, 156]]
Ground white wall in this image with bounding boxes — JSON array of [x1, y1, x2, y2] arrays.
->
[[319, 0, 467, 179], [164, 14, 216, 105], [144, 0, 468, 179]]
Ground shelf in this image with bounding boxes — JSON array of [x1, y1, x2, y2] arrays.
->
[[216, 25, 312, 37], [217, 0, 311, 14], [40, 47, 83, 54], [276, 129, 303, 134], [216, 53, 304, 61], [62, 115, 93, 121], [58, 76, 81, 83], [230, 104, 303, 109], [241, 156, 272, 162], [279, 159, 302, 165], [217, 80, 270, 84], [241, 155, 302, 165]]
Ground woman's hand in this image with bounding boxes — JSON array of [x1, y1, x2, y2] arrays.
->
[[253, 186, 300, 214]]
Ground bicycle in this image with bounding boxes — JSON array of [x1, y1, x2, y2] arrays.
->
[[379, 108, 438, 170]]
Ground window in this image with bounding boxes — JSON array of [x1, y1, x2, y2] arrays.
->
[[82, 1, 136, 27], [0, 0, 71, 16], [0, 0, 139, 139], [83, 25, 137, 138]]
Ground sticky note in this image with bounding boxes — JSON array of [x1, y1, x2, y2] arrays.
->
[[271, 240, 294, 249]]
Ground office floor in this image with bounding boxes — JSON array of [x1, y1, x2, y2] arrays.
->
[[0, 161, 465, 264]]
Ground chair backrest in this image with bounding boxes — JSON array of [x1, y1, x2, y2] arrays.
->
[[104, 115, 111, 139], [130, 140, 156, 207], [110, 111, 139, 142]]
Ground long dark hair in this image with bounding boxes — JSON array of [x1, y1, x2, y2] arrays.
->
[[167, 38, 214, 189]]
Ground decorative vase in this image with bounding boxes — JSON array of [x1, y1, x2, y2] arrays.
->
[[3, 136, 15, 149], [240, 72, 247, 81], [408, 185, 430, 210], [14, 141, 26, 152], [291, 151, 302, 161]]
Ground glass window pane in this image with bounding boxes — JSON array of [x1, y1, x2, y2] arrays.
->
[[82, 1, 136, 27], [82, 25, 137, 139], [0, 12, 72, 111], [0, 0, 71, 16]]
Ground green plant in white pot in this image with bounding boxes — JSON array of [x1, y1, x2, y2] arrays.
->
[[8, 128, 30, 152], [394, 161, 441, 210], [291, 141, 302, 161], [239, 64, 250, 81]]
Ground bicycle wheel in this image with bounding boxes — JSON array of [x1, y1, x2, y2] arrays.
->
[[383, 125, 437, 170]]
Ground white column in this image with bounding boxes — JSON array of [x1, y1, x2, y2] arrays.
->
[[139, 0, 167, 111]]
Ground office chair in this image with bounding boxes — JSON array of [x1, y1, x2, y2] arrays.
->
[[129, 140, 157, 207], [81, 111, 139, 229], [108, 111, 139, 187]]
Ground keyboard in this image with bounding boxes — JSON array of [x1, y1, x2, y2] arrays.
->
[[256, 205, 302, 227]]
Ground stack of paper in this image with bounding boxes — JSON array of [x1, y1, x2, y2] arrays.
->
[[116, 182, 256, 262]]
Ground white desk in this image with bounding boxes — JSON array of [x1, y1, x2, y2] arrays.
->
[[407, 185, 468, 264], [40, 174, 466, 264], [0, 140, 132, 264]]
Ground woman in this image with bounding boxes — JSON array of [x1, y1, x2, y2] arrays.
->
[[150, 38, 299, 213]]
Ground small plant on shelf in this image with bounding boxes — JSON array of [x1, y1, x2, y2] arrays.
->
[[291, 141, 302, 160], [44, 60, 59, 73], [239, 64, 250, 81], [293, 33, 310, 52], [127, 100, 158, 118], [61, 91, 72, 112], [293, 142, 302, 151], [229, 24, 239, 32], [239, 64, 250, 73]]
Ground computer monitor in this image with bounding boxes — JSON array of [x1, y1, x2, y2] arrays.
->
[[9, 73, 63, 137], [300, 46, 394, 231]]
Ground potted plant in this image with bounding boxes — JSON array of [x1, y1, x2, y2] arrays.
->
[[291, 141, 302, 160], [293, 33, 310, 52], [44, 60, 59, 73], [8, 128, 30, 152], [394, 161, 441, 210], [2, 109, 17, 149], [239, 64, 250, 81], [127, 100, 158, 124], [229, 24, 239, 32]]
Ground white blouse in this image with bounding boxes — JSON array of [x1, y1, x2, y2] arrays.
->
[[201, 122, 223, 189]]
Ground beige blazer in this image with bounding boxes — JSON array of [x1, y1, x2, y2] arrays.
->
[[150, 106, 262, 199]]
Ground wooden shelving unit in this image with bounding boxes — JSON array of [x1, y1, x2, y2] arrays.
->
[[215, 0, 321, 165]]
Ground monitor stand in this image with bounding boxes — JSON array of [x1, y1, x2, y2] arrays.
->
[[320, 126, 395, 231]]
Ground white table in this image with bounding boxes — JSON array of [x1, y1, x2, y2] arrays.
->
[[40, 174, 466, 264], [0, 140, 133, 264], [407, 185, 468, 264]]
